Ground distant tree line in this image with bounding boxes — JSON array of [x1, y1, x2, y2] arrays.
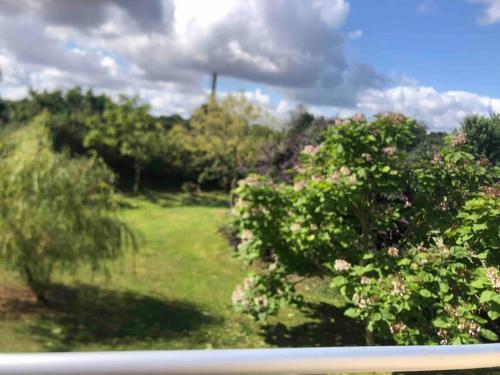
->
[[0, 87, 498, 194]]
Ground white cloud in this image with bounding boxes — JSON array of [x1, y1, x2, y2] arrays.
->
[[471, 0, 500, 24], [357, 85, 500, 131], [1, 0, 500, 130], [0, 0, 377, 111]]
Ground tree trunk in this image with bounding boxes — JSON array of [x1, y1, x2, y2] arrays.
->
[[23, 266, 48, 304], [365, 324, 376, 346], [133, 162, 141, 195], [228, 176, 238, 208]]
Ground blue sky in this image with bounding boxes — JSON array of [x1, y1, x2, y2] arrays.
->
[[1, 0, 500, 130], [346, 0, 500, 97]]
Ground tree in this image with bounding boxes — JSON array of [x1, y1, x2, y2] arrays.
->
[[0, 116, 137, 302], [231, 113, 499, 345], [84, 96, 163, 194], [461, 114, 500, 165], [170, 95, 273, 192], [0, 98, 8, 126]]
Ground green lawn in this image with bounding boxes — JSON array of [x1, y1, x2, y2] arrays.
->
[[0, 190, 370, 353]]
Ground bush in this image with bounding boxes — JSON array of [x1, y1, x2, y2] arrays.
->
[[461, 114, 500, 165], [0, 116, 137, 302], [231, 113, 499, 345]]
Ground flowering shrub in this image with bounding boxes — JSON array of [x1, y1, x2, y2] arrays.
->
[[231, 113, 499, 345]]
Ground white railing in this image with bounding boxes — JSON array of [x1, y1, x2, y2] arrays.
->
[[0, 344, 499, 374]]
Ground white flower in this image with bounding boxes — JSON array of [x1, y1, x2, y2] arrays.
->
[[391, 274, 406, 296], [458, 320, 481, 337], [387, 247, 399, 257], [347, 175, 358, 185], [352, 293, 375, 308], [232, 276, 256, 309], [294, 180, 305, 192], [360, 276, 372, 285], [383, 146, 397, 155], [290, 223, 302, 233], [390, 322, 408, 334], [486, 267, 500, 291], [361, 153, 372, 162], [431, 153, 443, 165], [240, 229, 253, 242], [334, 259, 351, 272], [328, 172, 340, 183], [451, 131, 466, 147], [302, 145, 320, 156], [339, 166, 351, 176]]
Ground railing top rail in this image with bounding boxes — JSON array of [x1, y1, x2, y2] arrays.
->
[[0, 344, 499, 375]]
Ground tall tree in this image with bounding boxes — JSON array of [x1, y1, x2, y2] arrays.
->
[[170, 95, 274, 192], [84, 96, 163, 194], [461, 114, 500, 165]]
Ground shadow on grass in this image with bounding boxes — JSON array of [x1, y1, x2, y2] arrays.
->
[[262, 302, 369, 347], [176, 193, 229, 208], [137, 189, 229, 208], [30, 283, 220, 351]]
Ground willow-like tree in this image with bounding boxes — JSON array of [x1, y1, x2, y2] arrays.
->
[[0, 115, 137, 302], [84, 96, 163, 194]]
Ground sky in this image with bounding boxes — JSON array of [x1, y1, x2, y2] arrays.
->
[[0, 0, 500, 130]]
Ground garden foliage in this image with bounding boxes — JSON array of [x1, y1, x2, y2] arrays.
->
[[0, 116, 137, 302], [231, 113, 499, 344]]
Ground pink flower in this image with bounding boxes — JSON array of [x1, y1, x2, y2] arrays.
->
[[451, 131, 466, 147]]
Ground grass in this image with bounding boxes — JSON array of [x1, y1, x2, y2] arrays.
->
[[0, 189, 370, 353], [1, 190, 499, 374]]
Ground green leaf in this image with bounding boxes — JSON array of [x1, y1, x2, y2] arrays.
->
[[487, 310, 500, 320], [432, 317, 450, 328], [420, 289, 432, 298], [439, 283, 449, 293], [344, 308, 360, 318], [480, 290, 494, 304], [330, 276, 347, 288], [480, 328, 499, 341]]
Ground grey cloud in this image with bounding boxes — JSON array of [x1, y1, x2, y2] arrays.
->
[[0, 0, 172, 33], [0, 0, 385, 111]]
